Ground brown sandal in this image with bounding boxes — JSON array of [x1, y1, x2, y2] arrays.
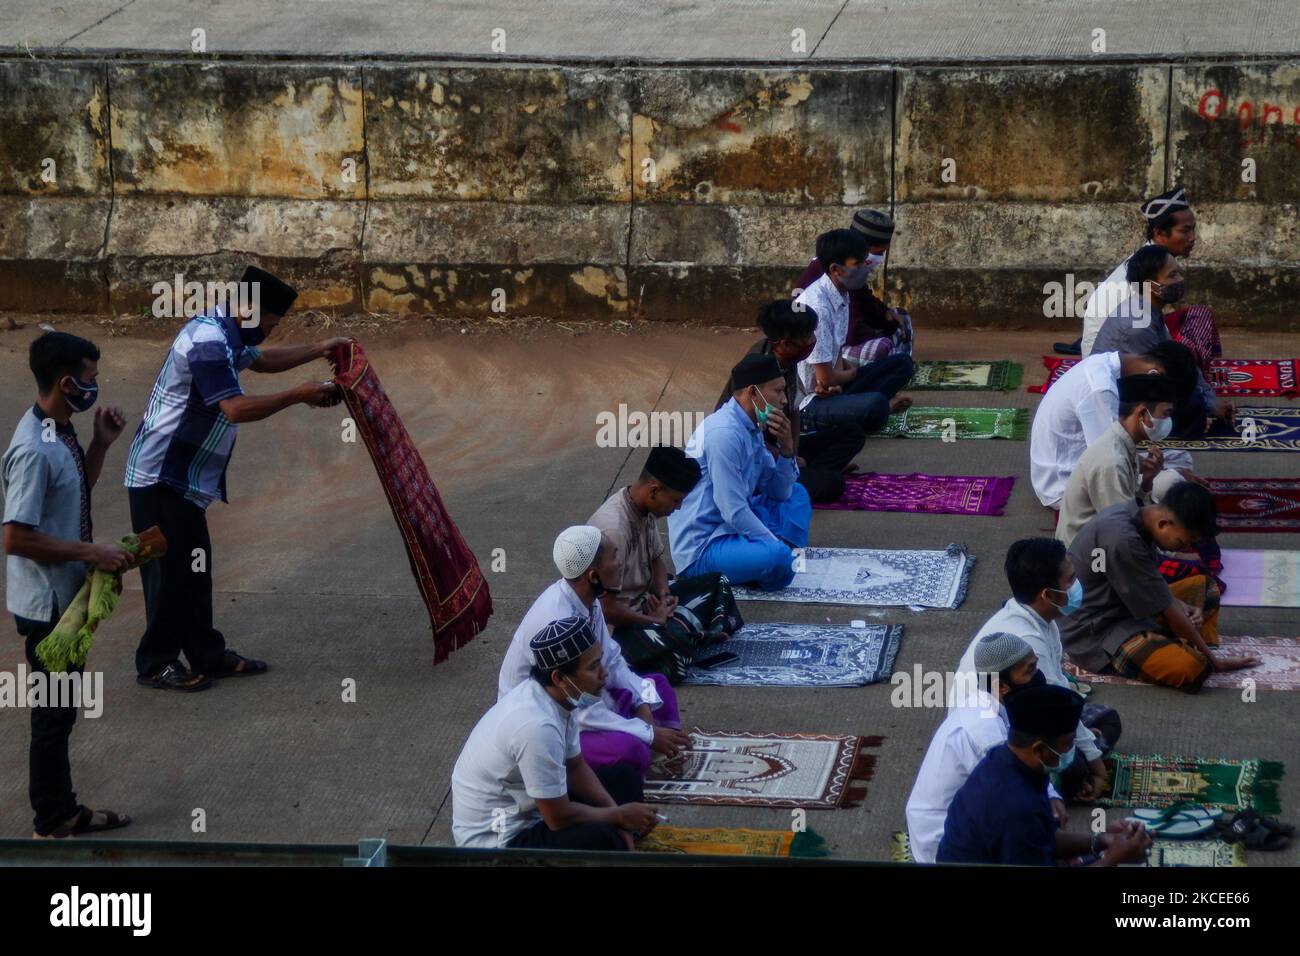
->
[[36, 805, 132, 839]]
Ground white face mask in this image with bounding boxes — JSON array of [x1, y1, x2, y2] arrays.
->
[[864, 252, 886, 274], [1143, 409, 1173, 442]]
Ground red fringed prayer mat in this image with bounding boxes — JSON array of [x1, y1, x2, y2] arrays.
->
[[332, 341, 492, 662], [644, 729, 881, 808], [1206, 478, 1300, 533], [1030, 356, 1299, 397]]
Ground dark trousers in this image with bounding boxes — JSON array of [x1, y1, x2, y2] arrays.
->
[[15, 612, 81, 835], [801, 354, 915, 433], [129, 483, 226, 677], [1057, 703, 1122, 801], [1172, 388, 1213, 440], [797, 423, 867, 504], [507, 765, 644, 852]]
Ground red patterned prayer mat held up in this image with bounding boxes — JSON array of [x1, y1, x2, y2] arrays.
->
[[332, 341, 492, 662]]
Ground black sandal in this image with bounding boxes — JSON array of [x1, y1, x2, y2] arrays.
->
[[1216, 810, 1292, 851], [137, 662, 212, 692], [216, 650, 268, 678], [38, 806, 132, 839]]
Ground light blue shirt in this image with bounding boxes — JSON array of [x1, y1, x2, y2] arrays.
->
[[668, 398, 798, 571], [2, 407, 88, 621]]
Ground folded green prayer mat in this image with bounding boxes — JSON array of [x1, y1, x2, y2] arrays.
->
[[35, 527, 167, 673]]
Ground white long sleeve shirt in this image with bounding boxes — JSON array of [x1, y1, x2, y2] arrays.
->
[[498, 578, 658, 743], [1081, 249, 1143, 357], [956, 596, 1104, 765], [1029, 351, 1122, 507]]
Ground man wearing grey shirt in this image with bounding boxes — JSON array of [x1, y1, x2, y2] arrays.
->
[[2, 332, 132, 838]]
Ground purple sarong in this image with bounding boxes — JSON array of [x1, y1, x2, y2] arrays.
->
[[580, 674, 679, 776]]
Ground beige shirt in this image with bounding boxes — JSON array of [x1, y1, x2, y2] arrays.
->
[[588, 487, 664, 612], [1056, 420, 1146, 547]]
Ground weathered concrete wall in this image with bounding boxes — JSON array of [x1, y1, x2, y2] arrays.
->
[[2, 55, 1299, 329]]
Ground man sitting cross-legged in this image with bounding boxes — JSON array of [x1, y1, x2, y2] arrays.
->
[[795, 229, 914, 436], [499, 526, 690, 776], [938, 685, 1153, 866], [668, 354, 812, 592], [1061, 483, 1259, 691], [905, 632, 1054, 864], [588, 445, 742, 683], [453, 617, 659, 851], [716, 300, 866, 504]]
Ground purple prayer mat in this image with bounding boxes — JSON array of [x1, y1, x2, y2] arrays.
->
[[814, 472, 1015, 516]]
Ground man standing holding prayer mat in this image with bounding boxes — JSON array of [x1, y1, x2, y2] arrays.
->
[[669, 354, 811, 592], [124, 266, 349, 691]]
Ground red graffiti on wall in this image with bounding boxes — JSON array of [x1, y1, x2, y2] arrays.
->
[[1197, 88, 1300, 148]]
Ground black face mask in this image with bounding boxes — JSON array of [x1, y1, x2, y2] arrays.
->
[[239, 324, 268, 347], [1003, 669, 1047, 698], [589, 572, 608, 599]]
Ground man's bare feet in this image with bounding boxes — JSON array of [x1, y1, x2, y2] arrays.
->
[[890, 396, 913, 414]]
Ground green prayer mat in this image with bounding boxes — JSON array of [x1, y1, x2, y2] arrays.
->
[[892, 830, 1244, 867], [867, 406, 1030, 441], [907, 361, 1023, 391], [35, 528, 166, 673], [1098, 754, 1284, 813]]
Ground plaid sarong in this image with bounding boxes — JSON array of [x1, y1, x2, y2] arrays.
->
[[1109, 575, 1219, 691], [332, 341, 492, 663], [1164, 305, 1222, 378]]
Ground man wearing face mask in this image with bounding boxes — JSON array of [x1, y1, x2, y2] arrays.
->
[[938, 684, 1153, 866], [670, 354, 811, 592], [1062, 483, 1260, 690], [906, 632, 1057, 864], [123, 266, 349, 691], [499, 526, 688, 777], [716, 300, 867, 504], [960, 538, 1122, 804], [1091, 244, 1230, 438], [453, 617, 658, 851], [795, 209, 914, 365], [794, 230, 914, 436], [1056, 375, 1182, 547], [3, 332, 133, 838]]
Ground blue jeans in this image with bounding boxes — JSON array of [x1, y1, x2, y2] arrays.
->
[[802, 354, 915, 433], [681, 483, 812, 591]]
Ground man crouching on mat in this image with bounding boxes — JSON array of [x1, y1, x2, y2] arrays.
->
[[668, 353, 812, 591], [124, 265, 349, 691], [453, 617, 659, 851], [499, 526, 690, 776]]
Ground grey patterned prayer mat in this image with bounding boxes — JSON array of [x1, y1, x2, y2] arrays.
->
[[681, 622, 904, 687], [734, 544, 975, 609]]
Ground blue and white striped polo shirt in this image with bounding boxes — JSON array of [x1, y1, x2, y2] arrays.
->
[[124, 309, 261, 509]]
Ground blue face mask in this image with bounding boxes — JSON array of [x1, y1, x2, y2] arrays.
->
[[62, 376, 98, 413], [1042, 741, 1077, 775], [563, 676, 601, 711], [1048, 579, 1084, 616]]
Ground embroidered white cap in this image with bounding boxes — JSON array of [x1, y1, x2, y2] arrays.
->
[[553, 525, 602, 580]]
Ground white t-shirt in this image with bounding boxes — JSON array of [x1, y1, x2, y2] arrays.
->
[[1029, 351, 1122, 507], [904, 691, 1009, 864], [794, 272, 850, 410], [451, 680, 582, 848]]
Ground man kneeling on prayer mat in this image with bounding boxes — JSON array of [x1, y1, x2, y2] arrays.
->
[[717, 300, 866, 505], [499, 525, 690, 776], [587, 445, 743, 684], [668, 353, 811, 592], [906, 632, 1061, 864], [1055, 374, 1179, 547], [453, 617, 659, 851], [937, 684, 1152, 866], [1061, 483, 1259, 691], [959, 538, 1122, 803]]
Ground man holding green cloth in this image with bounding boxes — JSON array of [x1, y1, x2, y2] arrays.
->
[[3, 332, 133, 838]]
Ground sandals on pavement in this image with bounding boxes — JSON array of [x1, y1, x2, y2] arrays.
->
[[36, 805, 132, 839], [137, 662, 212, 692], [1216, 809, 1293, 850], [1128, 803, 1221, 839], [215, 650, 268, 678]]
